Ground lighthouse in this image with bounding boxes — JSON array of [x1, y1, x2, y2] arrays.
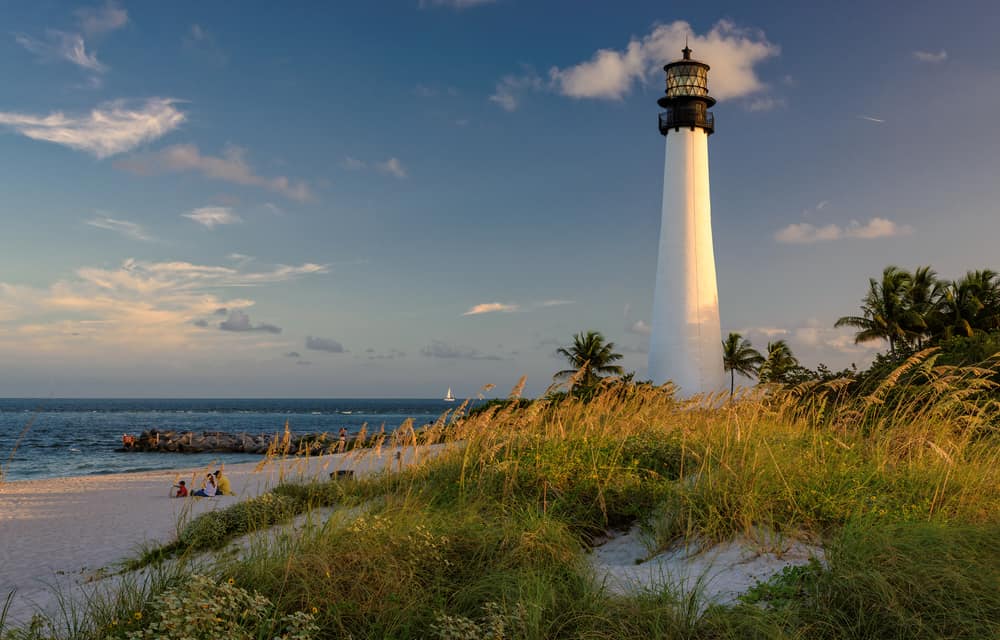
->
[[647, 46, 726, 395]]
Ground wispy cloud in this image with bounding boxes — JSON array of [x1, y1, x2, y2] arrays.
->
[[0, 257, 325, 354], [75, 1, 128, 36], [86, 216, 154, 241], [375, 157, 408, 179], [463, 299, 574, 316], [305, 336, 346, 353], [489, 72, 543, 112], [746, 96, 787, 112], [420, 340, 502, 360], [913, 49, 947, 63], [15, 2, 127, 73], [116, 144, 312, 201], [342, 155, 408, 179], [419, 0, 496, 9], [858, 115, 885, 124], [16, 31, 105, 72], [182, 206, 242, 229], [182, 24, 228, 67], [0, 98, 184, 159], [546, 20, 779, 103], [463, 302, 519, 316], [775, 217, 913, 244], [341, 156, 367, 170]]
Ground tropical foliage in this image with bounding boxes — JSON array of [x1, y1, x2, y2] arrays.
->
[[554, 330, 624, 396], [721, 332, 763, 397], [837, 265, 1000, 353], [758, 339, 802, 384]]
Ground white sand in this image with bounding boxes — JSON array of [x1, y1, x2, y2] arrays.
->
[[590, 525, 823, 607], [0, 445, 440, 626]]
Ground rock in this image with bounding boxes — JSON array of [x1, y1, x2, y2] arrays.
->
[[122, 429, 357, 455]]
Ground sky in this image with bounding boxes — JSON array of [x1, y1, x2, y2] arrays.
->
[[0, 0, 998, 397]]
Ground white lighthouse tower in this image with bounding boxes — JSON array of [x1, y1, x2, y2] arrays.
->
[[648, 46, 726, 395]]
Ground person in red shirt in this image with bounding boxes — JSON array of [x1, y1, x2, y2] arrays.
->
[[174, 480, 188, 498]]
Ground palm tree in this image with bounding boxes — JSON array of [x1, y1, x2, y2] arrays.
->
[[904, 265, 940, 348], [936, 270, 1000, 339], [721, 332, 763, 398], [835, 266, 918, 354], [554, 331, 624, 395], [758, 340, 799, 384]]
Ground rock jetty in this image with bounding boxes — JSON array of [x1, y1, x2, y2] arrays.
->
[[120, 429, 355, 455]]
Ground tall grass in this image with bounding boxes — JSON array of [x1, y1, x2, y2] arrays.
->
[[6, 353, 1000, 639]]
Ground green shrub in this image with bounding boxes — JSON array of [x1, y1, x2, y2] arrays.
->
[[178, 492, 299, 549], [120, 573, 317, 640]]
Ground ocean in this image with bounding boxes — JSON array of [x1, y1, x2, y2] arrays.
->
[[0, 398, 466, 482]]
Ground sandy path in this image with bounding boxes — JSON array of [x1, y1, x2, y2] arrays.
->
[[0, 445, 440, 626]]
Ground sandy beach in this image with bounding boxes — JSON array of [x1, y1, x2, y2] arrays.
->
[[0, 445, 432, 626]]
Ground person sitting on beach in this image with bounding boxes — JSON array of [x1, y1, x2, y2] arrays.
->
[[191, 473, 217, 497], [213, 469, 232, 496], [173, 480, 188, 498]]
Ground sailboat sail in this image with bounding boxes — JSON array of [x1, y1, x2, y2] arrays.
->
[[444, 387, 455, 402]]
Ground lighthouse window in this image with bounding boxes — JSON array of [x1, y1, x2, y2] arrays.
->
[[666, 64, 709, 98]]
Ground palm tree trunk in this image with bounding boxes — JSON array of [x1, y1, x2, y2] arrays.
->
[[730, 370, 735, 400]]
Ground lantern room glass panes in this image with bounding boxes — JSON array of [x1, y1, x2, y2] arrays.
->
[[665, 64, 709, 99]]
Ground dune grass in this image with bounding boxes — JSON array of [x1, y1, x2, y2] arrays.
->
[[5, 352, 1000, 639]]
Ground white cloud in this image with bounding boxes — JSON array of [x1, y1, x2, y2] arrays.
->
[[419, 0, 496, 9], [463, 302, 519, 316], [375, 157, 408, 179], [0, 98, 185, 159], [858, 115, 885, 123], [775, 217, 913, 244], [341, 156, 366, 170], [739, 321, 879, 371], [86, 216, 153, 241], [16, 30, 106, 72], [182, 206, 242, 229], [76, 1, 128, 36], [627, 320, 651, 336], [913, 49, 947, 63], [116, 144, 312, 201], [547, 20, 779, 102], [540, 299, 574, 307]]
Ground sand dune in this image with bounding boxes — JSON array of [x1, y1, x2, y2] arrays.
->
[[0, 445, 434, 626]]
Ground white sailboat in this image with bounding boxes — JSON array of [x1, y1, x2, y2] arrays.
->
[[443, 387, 455, 402]]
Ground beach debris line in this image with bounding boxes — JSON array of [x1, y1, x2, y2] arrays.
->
[[119, 428, 357, 455]]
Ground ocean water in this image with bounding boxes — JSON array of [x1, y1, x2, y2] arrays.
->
[[0, 398, 464, 482]]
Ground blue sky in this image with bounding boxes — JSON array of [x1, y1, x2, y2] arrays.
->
[[0, 0, 997, 397]]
